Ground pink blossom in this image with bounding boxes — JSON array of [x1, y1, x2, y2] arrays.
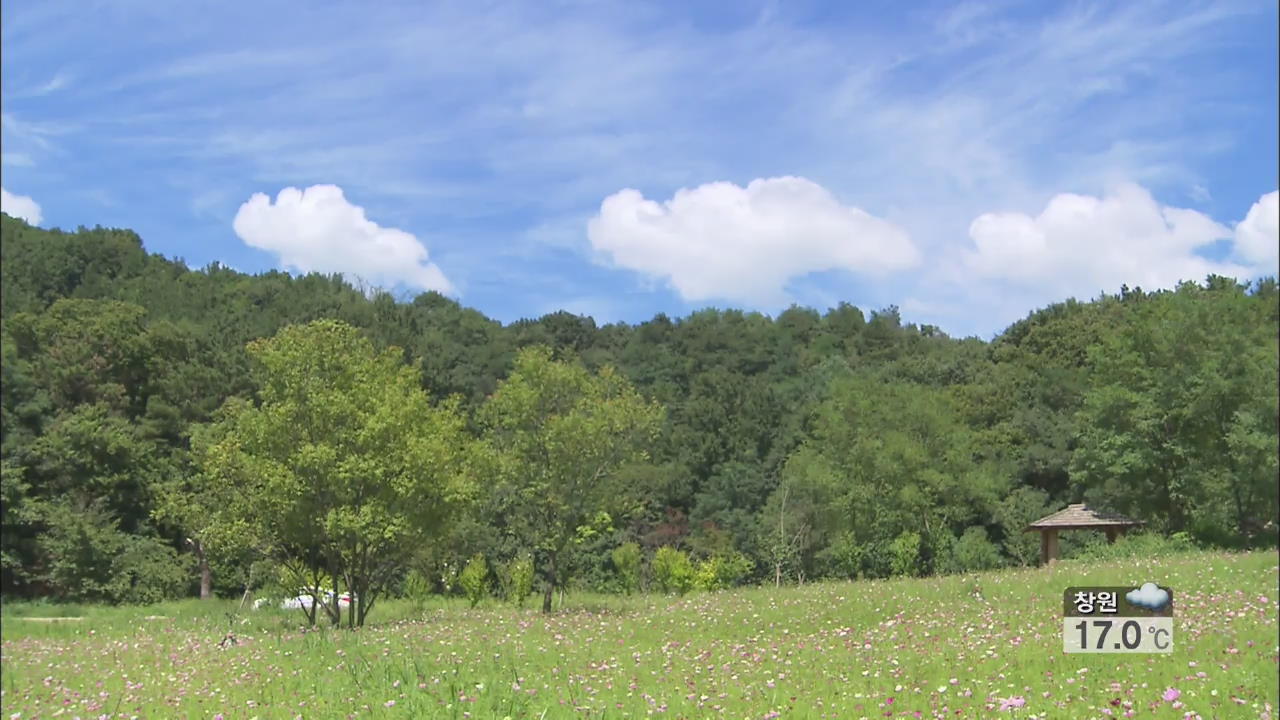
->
[[998, 696, 1026, 711]]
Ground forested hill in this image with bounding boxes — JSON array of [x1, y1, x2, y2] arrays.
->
[[2, 212, 1277, 603]]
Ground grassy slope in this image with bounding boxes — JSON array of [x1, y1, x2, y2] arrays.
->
[[2, 550, 1276, 719]]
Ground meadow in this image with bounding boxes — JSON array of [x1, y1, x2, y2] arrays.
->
[[2, 551, 1276, 720]]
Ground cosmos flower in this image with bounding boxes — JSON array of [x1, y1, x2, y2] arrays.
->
[[999, 696, 1026, 711]]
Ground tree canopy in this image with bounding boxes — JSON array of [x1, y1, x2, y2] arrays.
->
[[193, 320, 478, 626], [2, 212, 1276, 614]]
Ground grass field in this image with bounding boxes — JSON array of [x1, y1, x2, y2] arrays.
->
[[2, 551, 1276, 719]]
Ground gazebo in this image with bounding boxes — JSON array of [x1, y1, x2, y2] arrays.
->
[[1025, 503, 1144, 565]]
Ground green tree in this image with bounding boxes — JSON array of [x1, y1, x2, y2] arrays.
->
[[1071, 279, 1279, 545], [993, 486, 1054, 567], [765, 372, 1005, 580], [479, 346, 662, 612], [194, 320, 478, 626]]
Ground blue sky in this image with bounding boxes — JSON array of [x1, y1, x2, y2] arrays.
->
[[2, 0, 1277, 338]]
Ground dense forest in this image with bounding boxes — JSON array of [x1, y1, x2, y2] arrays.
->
[[2, 212, 1277, 616]]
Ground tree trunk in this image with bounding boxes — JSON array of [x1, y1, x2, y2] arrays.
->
[[541, 552, 557, 614], [188, 538, 212, 600]]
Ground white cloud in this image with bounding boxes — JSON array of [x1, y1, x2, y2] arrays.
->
[[232, 184, 454, 295], [0, 187, 43, 225], [587, 176, 919, 306], [1234, 190, 1279, 273], [962, 182, 1255, 300]]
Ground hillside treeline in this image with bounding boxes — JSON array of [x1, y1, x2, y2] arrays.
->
[[2, 213, 1277, 606]]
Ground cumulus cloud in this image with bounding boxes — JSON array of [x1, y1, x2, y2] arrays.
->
[[963, 183, 1257, 299], [586, 176, 919, 307], [233, 184, 453, 294], [1234, 190, 1279, 273], [0, 187, 43, 225]]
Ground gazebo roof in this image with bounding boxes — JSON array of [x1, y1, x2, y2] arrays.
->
[[1024, 503, 1144, 532]]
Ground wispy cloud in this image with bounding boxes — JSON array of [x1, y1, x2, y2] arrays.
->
[[0, 0, 1274, 335], [1, 152, 34, 168], [4, 70, 73, 99]]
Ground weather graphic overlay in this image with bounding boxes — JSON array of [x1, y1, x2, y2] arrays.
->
[[1063, 583, 1174, 654]]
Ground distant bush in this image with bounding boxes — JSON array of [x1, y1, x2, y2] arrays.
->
[[115, 536, 189, 605], [402, 569, 432, 611], [816, 531, 864, 580], [945, 527, 1004, 574], [693, 552, 755, 591], [459, 554, 489, 608], [889, 531, 922, 578], [611, 543, 642, 595], [651, 547, 695, 595], [508, 553, 535, 607], [1075, 531, 1199, 562], [993, 487, 1054, 567], [36, 501, 187, 604]]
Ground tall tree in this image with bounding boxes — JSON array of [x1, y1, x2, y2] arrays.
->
[[193, 320, 478, 626], [479, 346, 662, 612], [1072, 278, 1280, 545], [766, 371, 1007, 579]]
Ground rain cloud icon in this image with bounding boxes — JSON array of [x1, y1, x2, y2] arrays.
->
[[1126, 582, 1170, 610]]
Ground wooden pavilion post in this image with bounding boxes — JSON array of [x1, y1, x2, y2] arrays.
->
[[1040, 529, 1061, 565]]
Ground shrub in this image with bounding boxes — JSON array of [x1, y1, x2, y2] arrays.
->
[[651, 546, 695, 595], [1075, 531, 1199, 562], [115, 535, 189, 605], [508, 553, 535, 607], [889, 531, 922, 578], [948, 526, 1004, 573], [36, 501, 187, 604], [402, 568, 432, 611], [694, 551, 754, 591], [693, 555, 722, 591], [994, 486, 1053, 567], [458, 554, 489, 608], [818, 531, 865, 580], [611, 542, 642, 595]]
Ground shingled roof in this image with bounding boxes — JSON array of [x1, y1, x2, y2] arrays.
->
[[1025, 503, 1144, 531]]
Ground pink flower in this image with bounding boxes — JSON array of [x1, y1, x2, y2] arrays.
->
[[998, 696, 1027, 711], [384, 700, 396, 707], [1163, 688, 1181, 702]]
